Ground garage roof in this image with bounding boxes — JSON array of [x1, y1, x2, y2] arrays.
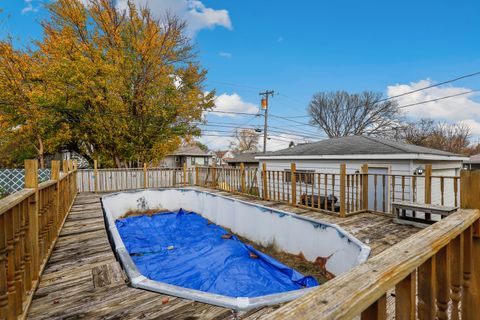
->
[[256, 136, 467, 160]]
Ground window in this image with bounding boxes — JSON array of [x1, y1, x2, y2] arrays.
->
[[284, 169, 315, 185], [175, 156, 180, 163], [190, 157, 206, 166]]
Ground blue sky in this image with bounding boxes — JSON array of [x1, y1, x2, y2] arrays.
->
[[2, 0, 480, 150]]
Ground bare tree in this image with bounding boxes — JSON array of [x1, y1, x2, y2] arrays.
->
[[400, 119, 471, 154], [308, 91, 401, 137], [230, 129, 259, 152]]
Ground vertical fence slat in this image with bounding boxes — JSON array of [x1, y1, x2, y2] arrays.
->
[[435, 245, 449, 320], [361, 294, 386, 320], [395, 271, 416, 320], [291, 163, 296, 206], [339, 164, 346, 218], [417, 256, 435, 320]]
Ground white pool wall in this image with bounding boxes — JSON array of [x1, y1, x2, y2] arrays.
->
[[102, 188, 370, 276]]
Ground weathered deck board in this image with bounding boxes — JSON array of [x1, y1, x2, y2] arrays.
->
[[28, 190, 419, 320]]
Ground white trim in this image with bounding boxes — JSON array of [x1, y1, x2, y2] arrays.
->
[[255, 154, 468, 161]]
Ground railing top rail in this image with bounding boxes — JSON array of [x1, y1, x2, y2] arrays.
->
[[0, 188, 36, 216], [39, 179, 57, 190], [264, 208, 480, 320]]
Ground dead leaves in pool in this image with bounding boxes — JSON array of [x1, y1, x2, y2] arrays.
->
[[118, 208, 170, 219], [221, 233, 233, 240]]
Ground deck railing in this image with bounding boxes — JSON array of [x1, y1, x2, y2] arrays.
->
[[3, 159, 479, 319], [0, 160, 78, 320], [262, 171, 480, 319], [76, 162, 460, 218]]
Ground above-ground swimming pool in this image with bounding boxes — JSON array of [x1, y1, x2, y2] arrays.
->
[[102, 188, 370, 310]]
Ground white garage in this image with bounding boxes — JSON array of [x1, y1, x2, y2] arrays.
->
[[256, 136, 467, 210]]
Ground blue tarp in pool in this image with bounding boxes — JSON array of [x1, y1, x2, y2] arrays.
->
[[115, 209, 318, 298]]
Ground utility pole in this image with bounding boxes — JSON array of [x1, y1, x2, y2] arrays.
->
[[259, 90, 274, 153]]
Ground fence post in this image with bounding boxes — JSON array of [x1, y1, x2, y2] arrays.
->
[[183, 162, 187, 186], [460, 169, 480, 315], [240, 163, 246, 193], [424, 164, 432, 204], [472, 221, 480, 319], [291, 163, 297, 206], [212, 164, 217, 188], [262, 163, 268, 200], [340, 163, 346, 218], [51, 161, 60, 239], [63, 160, 70, 207], [93, 159, 99, 193], [143, 163, 148, 189], [195, 165, 199, 186], [361, 164, 369, 211], [24, 160, 39, 287]]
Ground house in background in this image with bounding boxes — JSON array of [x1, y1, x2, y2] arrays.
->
[[214, 150, 234, 166], [464, 154, 480, 170], [226, 152, 260, 168], [160, 145, 213, 169], [256, 136, 468, 209]]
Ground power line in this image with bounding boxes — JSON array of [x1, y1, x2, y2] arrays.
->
[[382, 71, 480, 103], [208, 80, 263, 91], [206, 110, 261, 116], [198, 122, 325, 139], [397, 89, 479, 109], [271, 70, 480, 116]]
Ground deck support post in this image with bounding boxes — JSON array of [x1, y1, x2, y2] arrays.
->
[[262, 163, 268, 200], [291, 163, 296, 206], [24, 160, 39, 287], [361, 164, 368, 210], [183, 162, 187, 187], [51, 161, 61, 241], [63, 160, 69, 207], [93, 159, 99, 193], [195, 165, 199, 186], [143, 163, 148, 189], [240, 163, 246, 193], [340, 163, 346, 218], [460, 169, 480, 318], [424, 164, 432, 219], [212, 164, 216, 188]]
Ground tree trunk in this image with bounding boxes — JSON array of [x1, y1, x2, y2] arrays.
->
[[114, 156, 122, 168], [37, 136, 45, 169]]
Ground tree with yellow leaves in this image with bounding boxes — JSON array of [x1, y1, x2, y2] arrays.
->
[[0, 0, 213, 168]]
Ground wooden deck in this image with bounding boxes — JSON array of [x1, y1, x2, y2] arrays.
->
[[27, 189, 419, 319]]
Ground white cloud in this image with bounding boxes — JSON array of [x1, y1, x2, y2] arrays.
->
[[116, 0, 232, 36], [387, 79, 480, 120], [198, 131, 233, 151], [210, 93, 259, 117], [387, 79, 480, 138], [21, 0, 38, 14], [218, 51, 232, 59]]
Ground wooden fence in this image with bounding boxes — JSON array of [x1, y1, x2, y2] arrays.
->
[[0, 160, 78, 320], [263, 170, 480, 319], [77, 162, 460, 218]]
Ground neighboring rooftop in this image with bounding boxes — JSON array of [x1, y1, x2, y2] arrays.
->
[[257, 136, 467, 159], [465, 154, 480, 164], [214, 150, 232, 159], [169, 144, 211, 156], [226, 152, 261, 164]]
